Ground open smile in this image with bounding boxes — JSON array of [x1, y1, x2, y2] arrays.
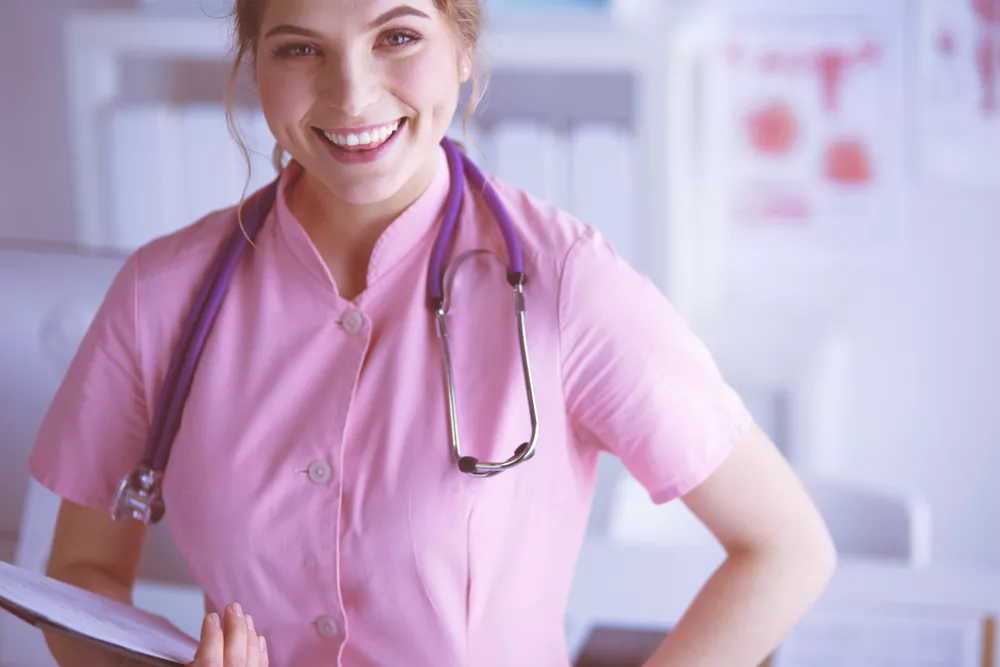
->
[[316, 119, 406, 151], [313, 118, 408, 165]]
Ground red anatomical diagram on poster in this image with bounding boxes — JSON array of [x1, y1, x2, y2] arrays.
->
[[919, 0, 1000, 186], [972, 0, 1000, 113], [746, 100, 798, 155], [719, 24, 890, 239]]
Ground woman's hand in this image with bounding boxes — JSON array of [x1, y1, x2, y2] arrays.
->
[[186, 603, 269, 667]]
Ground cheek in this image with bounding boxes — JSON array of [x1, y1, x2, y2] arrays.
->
[[256, 63, 314, 128], [390, 51, 460, 117]]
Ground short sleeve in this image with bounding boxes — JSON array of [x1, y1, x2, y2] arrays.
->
[[559, 228, 753, 504], [28, 250, 150, 513]]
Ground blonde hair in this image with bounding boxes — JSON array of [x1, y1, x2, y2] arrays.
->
[[223, 0, 487, 200]]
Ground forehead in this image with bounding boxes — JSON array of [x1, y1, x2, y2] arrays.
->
[[259, 0, 444, 31]]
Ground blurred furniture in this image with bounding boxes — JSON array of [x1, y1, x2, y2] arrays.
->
[[565, 470, 934, 661], [566, 281, 936, 660], [803, 474, 932, 568], [0, 241, 204, 667], [566, 540, 1000, 667]]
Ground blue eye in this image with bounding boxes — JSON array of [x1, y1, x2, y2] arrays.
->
[[382, 30, 420, 48]]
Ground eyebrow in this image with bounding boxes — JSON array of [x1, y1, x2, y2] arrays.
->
[[369, 5, 431, 29], [263, 5, 431, 40], [263, 25, 324, 40]]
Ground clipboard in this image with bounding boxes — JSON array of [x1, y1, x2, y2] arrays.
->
[[0, 560, 197, 667]]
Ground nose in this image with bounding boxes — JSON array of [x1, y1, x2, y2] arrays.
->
[[318, 50, 381, 119]]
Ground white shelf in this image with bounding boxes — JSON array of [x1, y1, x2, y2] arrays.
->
[[61, 9, 676, 295], [64, 9, 657, 69]]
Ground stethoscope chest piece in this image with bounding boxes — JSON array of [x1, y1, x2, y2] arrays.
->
[[111, 463, 165, 524]]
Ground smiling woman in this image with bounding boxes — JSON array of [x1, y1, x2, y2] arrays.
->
[[30, 0, 836, 666], [223, 0, 486, 301], [233, 1, 482, 205]]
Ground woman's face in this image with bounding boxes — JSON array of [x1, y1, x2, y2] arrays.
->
[[256, 0, 470, 205]]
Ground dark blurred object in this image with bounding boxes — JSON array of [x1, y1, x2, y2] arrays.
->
[[573, 626, 668, 667], [573, 625, 775, 667]]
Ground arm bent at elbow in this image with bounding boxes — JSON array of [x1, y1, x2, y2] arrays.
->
[[644, 422, 837, 667], [43, 499, 149, 667]]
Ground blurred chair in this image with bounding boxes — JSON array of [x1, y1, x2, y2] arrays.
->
[[566, 472, 932, 664], [0, 241, 204, 667], [800, 474, 932, 568]]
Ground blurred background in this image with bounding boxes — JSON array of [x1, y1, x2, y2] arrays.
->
[[1, 0, 999, 665]]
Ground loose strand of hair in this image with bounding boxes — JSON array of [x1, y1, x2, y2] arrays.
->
[[224, 44, 258, 249]]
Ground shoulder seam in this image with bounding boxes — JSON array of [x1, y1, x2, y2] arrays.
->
[[555, 228, 592, 399]]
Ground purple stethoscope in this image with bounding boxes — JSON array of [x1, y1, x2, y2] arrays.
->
[[111, 137, 540, 525]]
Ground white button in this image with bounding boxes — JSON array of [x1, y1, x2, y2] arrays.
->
[[315, 615, 338, 637], [307, 460, 331, 484], [341, 309, 364, 334]]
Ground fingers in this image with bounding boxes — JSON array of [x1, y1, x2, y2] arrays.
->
[[244, 613, 259, 667], [223, 603, 249, 667], [190, 603, 268, 667], [259, 635, 270, 667], [192, 612, 224, 667]]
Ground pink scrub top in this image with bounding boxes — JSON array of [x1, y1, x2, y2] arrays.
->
[[29, 144, 752, 667]]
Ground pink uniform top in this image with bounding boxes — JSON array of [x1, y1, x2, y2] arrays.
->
[[30, 145, 752, 667]]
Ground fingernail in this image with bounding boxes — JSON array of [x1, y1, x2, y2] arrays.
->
[[231, 602, 243, 617], [259, 635, 267, 653], [207, 613, 221, 628], [245, 613, 255, 632]]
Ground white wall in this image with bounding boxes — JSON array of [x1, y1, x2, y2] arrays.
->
[[845, 185, 1000, 565]]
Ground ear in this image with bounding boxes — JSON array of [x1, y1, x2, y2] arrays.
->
[[458, 51, 473, 84]]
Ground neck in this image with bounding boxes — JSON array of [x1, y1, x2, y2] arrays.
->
[[288, 156, 439, 256]]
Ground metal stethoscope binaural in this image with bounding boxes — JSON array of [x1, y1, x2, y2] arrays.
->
[[111, 137, 539, 525]]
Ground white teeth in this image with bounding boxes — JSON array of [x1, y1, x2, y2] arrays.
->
[[323, 120, 401, 149]]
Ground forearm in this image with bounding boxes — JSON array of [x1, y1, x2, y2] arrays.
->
[[44, 564, 140, 667], [643, 544, 836, 667]]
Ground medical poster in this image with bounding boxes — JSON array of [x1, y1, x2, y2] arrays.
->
[[704, 17, 901, 255], [917, 0, 1000, 187]]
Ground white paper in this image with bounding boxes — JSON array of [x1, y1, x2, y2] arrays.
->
[[494, 120, 566, 205], [771, 605, 986, 667], [0, 560, 197, 665], [107, 105, 186, 249], [178, 104, 247, 225], [569, 123, 639, 267]]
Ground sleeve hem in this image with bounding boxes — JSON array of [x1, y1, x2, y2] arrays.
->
[[647, 410, 755, 505], [27, 453, 116, 516]]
